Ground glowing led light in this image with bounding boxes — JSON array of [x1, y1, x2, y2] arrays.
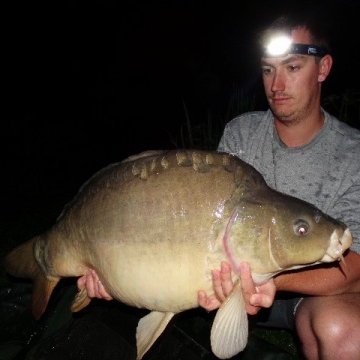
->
[[266, 36, 292, 56], [262, 34, 328, 58]]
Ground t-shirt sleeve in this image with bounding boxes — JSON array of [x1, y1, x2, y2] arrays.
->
[[330, 177, 360, 254]]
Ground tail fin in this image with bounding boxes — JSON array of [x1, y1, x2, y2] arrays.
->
[[2, 238, 60, 320]]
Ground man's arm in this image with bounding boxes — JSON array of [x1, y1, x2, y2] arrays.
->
[[198, 250, 360, 313], [274, 250, 360, 295]]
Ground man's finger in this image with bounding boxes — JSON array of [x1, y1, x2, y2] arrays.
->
[[86, 270, 97, 298], [198, 291, 221, 312], [77, 275, 86, 289], [239, 262, 256, 296], [249, 294, 271, 308], [219, 262, 234, 297], [212, 269, 226, 301], [98, 280, 113, 300]]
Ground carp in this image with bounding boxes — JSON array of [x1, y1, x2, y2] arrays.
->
[[3, 149, 352, 359]]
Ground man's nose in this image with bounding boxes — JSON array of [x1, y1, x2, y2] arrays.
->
[[271, 71, 285, 92]]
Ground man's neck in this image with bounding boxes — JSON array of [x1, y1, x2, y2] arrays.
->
[[274, 111, 325, 147]]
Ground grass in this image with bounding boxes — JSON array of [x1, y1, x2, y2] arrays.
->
[[252, 328, 301, 358]]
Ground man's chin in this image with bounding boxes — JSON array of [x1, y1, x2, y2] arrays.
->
[[270, 108, 298, 124], [270, 106, 292, 119]]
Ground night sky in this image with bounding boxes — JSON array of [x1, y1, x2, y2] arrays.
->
[[3, 0, 360, 237]]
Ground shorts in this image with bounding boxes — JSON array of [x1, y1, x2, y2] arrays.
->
[[250, 294, 303, 331]]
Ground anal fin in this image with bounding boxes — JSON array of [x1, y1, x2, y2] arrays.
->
[[136, 311, 174, 360], [32, 272, 60, 320], [210, 281, 248, 359]]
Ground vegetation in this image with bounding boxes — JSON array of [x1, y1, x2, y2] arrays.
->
[[324, 88, 360, 128], [177, 86, 360, 150]]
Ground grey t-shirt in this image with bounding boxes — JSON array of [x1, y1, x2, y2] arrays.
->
[[218, 109, 360, 254]]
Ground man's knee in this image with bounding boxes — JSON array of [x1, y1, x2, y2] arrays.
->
[[295, 294, 360, 359], [313, 313, 360, 359]]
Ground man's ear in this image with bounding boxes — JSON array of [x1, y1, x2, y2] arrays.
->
[[318, 54, 333, 82]]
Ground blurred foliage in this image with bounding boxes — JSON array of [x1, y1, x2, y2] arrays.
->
[[177, 86, 360, 150], [324, 88, 360, 128], [177, 85, 263, 150]]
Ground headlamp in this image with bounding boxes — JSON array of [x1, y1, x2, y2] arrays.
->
[[262, 35, 328, 58]]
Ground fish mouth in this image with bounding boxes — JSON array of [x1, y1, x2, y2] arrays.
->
[[320, 228, 353, 263]]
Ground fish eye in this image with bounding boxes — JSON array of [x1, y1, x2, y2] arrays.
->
[[293, 220, 309, 236]]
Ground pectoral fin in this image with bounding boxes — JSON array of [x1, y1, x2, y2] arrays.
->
[[210, 281, 248, 359], [136, 311, 174, 360], [71, 286, 92, 312]]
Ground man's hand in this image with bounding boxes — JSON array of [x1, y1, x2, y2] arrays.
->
[[198, 261, 276, 315], [197, 261, 234, 311], [77, 269, 113, 300]]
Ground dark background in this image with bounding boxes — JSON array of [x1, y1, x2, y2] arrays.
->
[[2, 0, 360, 248]]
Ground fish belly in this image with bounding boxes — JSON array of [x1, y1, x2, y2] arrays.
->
[[91, 241, 221, 312]]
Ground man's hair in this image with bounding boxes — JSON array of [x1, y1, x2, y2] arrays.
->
[[258, 10, 331, 55]]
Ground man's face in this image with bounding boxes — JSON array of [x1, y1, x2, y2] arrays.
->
[[261, 28, 325, 124]]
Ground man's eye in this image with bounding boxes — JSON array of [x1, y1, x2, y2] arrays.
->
[[262, 68, 273, 75], [288, 65, 299, 72]]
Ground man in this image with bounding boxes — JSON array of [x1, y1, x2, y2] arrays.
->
[[198, 12, 360, 360], [79, 12, 360, 360]]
